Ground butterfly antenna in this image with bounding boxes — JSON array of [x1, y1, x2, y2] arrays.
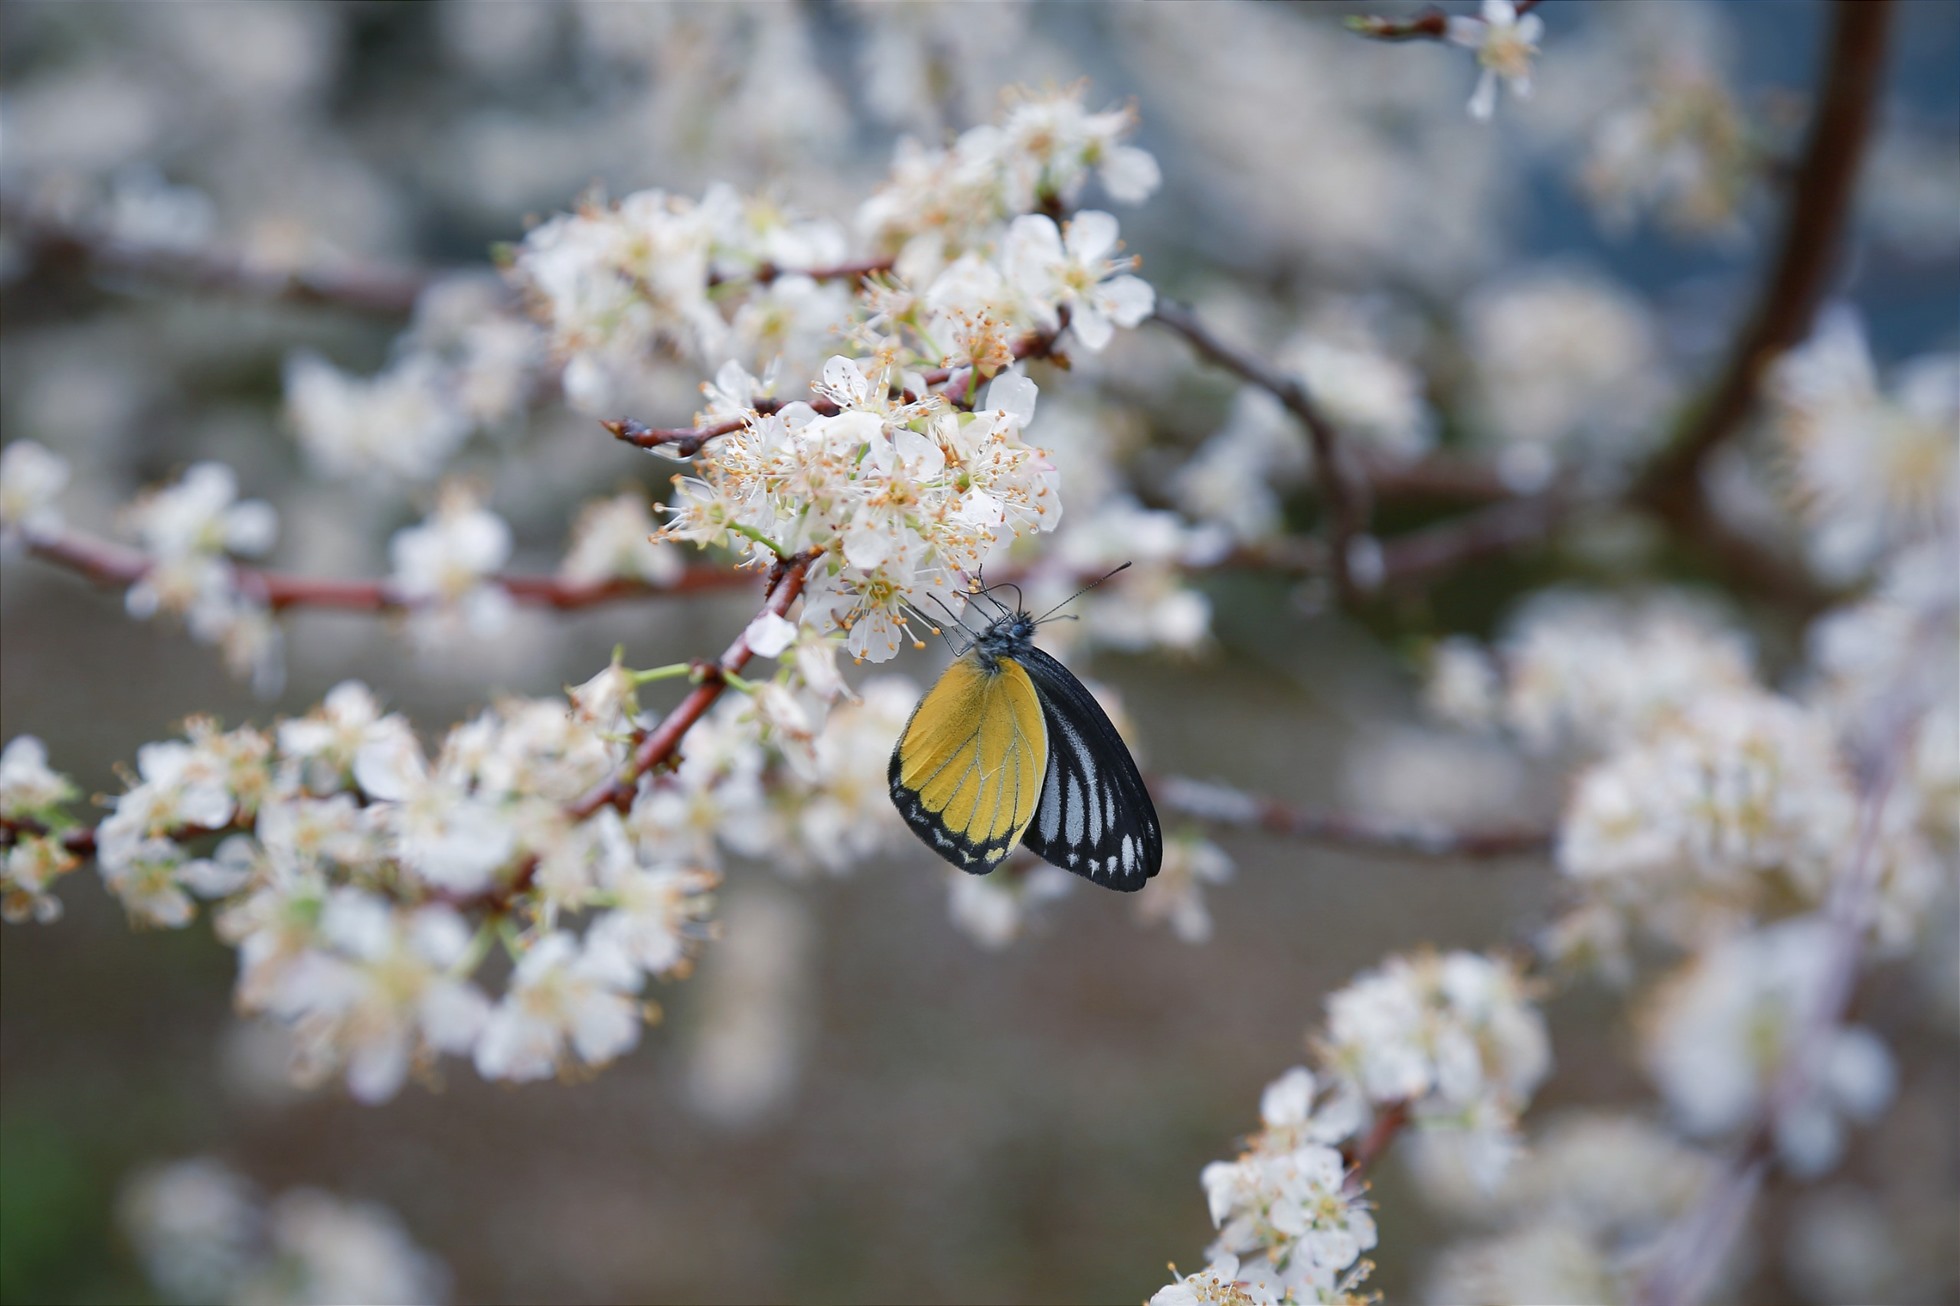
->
[[1033, 561, 1133, 624]]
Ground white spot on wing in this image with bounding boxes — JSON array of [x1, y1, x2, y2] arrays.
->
[[1039, 757, 1063, 843]]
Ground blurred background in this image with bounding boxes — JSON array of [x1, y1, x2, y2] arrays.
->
[[1, 2, 1955, 1303]]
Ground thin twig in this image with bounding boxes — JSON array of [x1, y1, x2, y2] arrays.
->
[[1346, 0, 1543, 42], [1150, 301, 1372, 603], [1153, 775, 1551, 859], [18, 525, 755, 612], [0, 193, 434, 318], [712, 256, 896, 289], [602, 322, 1068, 457], [1342, 1099, 1413, 1195], [566, 551, 819, 821], [1375, 492, 1573, 590]]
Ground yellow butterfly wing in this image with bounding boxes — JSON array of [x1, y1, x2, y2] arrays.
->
[[888, 653, 1049, 873]]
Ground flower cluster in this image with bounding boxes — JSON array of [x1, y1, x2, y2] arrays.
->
[[1576, 8, 1752, 240], [512, 184, 854, 413], [1318, 950, 1552, 1189], [1154, 950, 1550, 1305], [118, 1156, 448, 1306], [508, 84, 1158, 419], [663, 362, 1059, 661], [1641, 917, 1897, 1176], [860, 87, 1160, 281], [1426, 588, 1754, 754], [14, 680, 720, 1098], [1159, 1067, 1377, 1306], [1460, 266, 1669, 490], [1551, 686, 1940, 974], [1421, 1113, 1718, 1304]]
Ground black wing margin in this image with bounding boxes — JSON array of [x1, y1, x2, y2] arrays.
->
[[1014, 645, 1162, 892]]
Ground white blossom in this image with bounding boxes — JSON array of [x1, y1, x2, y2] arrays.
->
[[387, 484, 514, 645], [1132, 834, 1235, 944], [1643, 917, 1897, 1176], [0, 735, 76, 819], [1002, 211, 1154, 352], [473, 931, 644, 1081], [1448, 0, 1545, 122], [269, 890, 491, 1103], [1552, 686, 1938, 973], [1320, 950, 1550, 1189], [119, 1158, 448, 1306], [284, 351, 474, 484], [0, 439, 69, 537], [1769, 310, 1959, 581], [558, 493, 684, 587], [1436, 588, 1755, 754]]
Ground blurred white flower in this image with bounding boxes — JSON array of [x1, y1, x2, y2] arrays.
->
[[473, 931, 644, 1081], [114, 462, 284, 694], [946, 863, 1077, 949], [1462, 266, 1667, 488], [252, 1186, 451, 1306], [0, 734, 76, 819], [2, 834, 79, 924], [125, 461, 278, 561], [119, 1157, 447, 1306], [1552, 686, 1938, 973], [1448, 0, 1545, 122], [1132, 834, 1234, 943], [558, 493, 684, 587], [1436, 588, 1754, 754], [355, 727, 517, 896], [1769, 310, 1959, 581], [284, 352, 474, 484], [279, 681, 412, 792], [268, 890, 491, 1103], [1320, 950, 1551, 1189], [0, 439, 69, 537], [1643, 917, 1896, 1176], [388, 484, 514, 645], [119, 1158, 263, 1305]]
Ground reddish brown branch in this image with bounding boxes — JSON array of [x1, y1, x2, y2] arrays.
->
[[1347, 0, 1542, 42], [1151, 301, 1373, 604], [0, 816, 97, 857], [1636, 0, 1891, 507], [1153, 775, 1551, 859], [1342, 1099, 1413, 1195], [1376, 492, 1573, 590], [602, 322, 1067, 458], [18, 525, 754, 613], [0, 193, 433, 318], [716, 256, 896, 289], [566, 551, 819, 821]]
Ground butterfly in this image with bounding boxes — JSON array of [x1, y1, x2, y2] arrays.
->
[[888, 577, 1162, 891]]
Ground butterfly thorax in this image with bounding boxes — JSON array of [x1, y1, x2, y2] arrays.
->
[[970, 612, 1038, 671]]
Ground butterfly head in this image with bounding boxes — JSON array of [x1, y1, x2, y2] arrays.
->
[[971, 608, 1037, 669]]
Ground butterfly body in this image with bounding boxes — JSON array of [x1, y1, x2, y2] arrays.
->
[[889, 608, 1162, 891]]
